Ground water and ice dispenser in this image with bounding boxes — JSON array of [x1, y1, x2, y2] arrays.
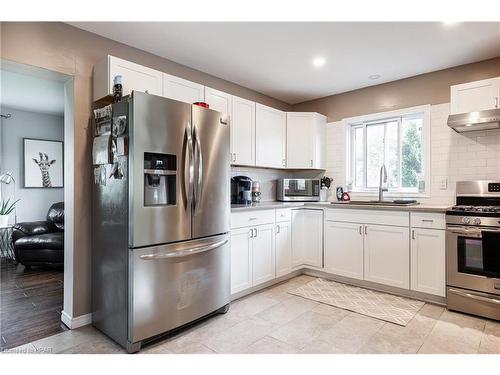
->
[[144, 152, 177, 206]]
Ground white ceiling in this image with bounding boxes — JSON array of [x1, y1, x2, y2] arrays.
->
[[70, 22, 500, 104], [1, 70, 65, 115]]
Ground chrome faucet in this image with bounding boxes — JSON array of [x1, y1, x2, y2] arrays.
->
[[378, 164, 388, 202]]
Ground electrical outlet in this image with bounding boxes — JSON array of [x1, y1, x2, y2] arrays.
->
[[440, 179, 448, 190]]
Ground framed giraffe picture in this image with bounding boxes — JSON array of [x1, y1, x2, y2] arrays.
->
[[23, 138, 64, 188]]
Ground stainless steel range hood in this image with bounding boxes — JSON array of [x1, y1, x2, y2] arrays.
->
[[447, 108, 500, 133]]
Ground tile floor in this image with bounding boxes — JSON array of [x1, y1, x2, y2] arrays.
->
[[4, 275, 500, 354]]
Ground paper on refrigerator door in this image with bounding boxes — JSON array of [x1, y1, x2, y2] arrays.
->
[[92, 135, 111, 165]]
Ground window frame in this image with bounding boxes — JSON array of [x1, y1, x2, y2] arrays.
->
[[344, 105, 431, 198]]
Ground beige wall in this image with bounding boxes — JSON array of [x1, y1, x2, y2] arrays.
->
[[0, 22, 291, 318], [292, 57, 500, 121]]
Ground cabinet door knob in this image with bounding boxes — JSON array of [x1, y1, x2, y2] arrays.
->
[[364, 226, 368, 235], [359, 226, 362, 235], [276, 224, 280, 234], [496, 97, 499, 108], [254, 228, 258, 237], [249, 229, 253, 238]]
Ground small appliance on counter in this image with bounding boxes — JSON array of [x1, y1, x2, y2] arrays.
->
[[231, 176, 253, 204], [277, 178, 320, 202], [252, 181, 262, 203]]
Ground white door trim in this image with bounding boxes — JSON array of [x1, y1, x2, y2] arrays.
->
[[61, 311, 92, 329]]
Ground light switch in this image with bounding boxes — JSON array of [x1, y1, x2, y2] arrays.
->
[[440, 179, 448, 190]]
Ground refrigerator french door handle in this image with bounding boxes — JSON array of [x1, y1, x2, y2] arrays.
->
[[193, 124, 203, 212], [184, 121, 194, 210], [139, 239, 228, 260]]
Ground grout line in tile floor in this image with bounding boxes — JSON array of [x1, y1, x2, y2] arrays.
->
[[415, 308, 443, 354]]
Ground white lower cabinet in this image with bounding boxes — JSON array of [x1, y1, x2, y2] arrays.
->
[[275, 221, 292, 277], [325, 221, 364, 280], [252, 224, 276, 286], [410, 228, 446, 297], [231, 206, 445, 298], [230, 222, 275, 294], [364, 225, 410, 289], [291, 209, 323, 268], [230, 227, 253, 294]]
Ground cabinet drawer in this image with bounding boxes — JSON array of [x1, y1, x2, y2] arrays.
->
[[326, 208, 409, 227], [275, 208, 292, 222], [231, 210, 275, 229], [410, 212, 446, 230]]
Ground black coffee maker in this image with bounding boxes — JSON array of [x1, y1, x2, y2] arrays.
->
[[231, 176, 253, 205]]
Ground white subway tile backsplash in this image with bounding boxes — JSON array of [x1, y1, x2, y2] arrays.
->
[[325, 103, 500, 205], [231, 166, 323, 202]]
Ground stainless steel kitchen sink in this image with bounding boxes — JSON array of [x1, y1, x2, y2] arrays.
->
[[334, 200, 419, 206]]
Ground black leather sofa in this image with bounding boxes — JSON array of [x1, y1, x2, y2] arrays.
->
[[12, 202, 64, 268]]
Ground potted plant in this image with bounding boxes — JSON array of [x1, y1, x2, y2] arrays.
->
[[0, 198, 19, 227]]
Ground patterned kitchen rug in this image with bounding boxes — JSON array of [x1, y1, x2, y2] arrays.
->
[[288, 278, 424, 326]]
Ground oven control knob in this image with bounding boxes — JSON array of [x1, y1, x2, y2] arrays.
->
[[473, 217, 481, 225], [461, 217, 471, 224]]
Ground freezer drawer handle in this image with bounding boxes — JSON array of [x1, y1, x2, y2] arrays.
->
[[448, 288, 500, 305], [139, 239, 228, 260]]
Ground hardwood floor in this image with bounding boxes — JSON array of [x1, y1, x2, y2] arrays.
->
[[0, 259, 67, 350]]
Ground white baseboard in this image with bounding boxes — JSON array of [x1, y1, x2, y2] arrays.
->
[[61, 310, 92, 329]]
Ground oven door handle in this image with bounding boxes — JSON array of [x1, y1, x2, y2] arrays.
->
[[448, 227, 483, 237], [448, 288, 500, 305], [448, 226, 500, 237]]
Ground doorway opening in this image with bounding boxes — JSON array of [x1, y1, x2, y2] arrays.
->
[[0, 60, 74, 349]]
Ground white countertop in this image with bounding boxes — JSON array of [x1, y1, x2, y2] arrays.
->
[[231, 201, 450, 213]]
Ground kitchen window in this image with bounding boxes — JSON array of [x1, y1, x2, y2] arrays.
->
[[346, 105, 430, 196]]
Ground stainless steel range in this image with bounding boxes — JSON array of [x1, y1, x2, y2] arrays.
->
[[446, 181, 500, 321]]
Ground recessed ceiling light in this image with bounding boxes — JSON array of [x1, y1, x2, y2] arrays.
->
[[369, 74, 381, 80], [312, 57, 326, 68], [443, 21, 458, 27]]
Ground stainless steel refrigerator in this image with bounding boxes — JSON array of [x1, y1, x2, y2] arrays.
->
[[92, 91, 230, 353]]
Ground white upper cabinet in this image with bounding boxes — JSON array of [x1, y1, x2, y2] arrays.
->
[[255, 104, 287, 168], [286, 112, 326, 169], [325, 221, 364, 280], [93, 55, 163, 101], [410, 228, 446, 297], [450, 77, 500, 115], [231, 96, 256, 166], [162, 73, 205, 104], [204, 87, 231, 115], [364, 224, 410, 289]]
